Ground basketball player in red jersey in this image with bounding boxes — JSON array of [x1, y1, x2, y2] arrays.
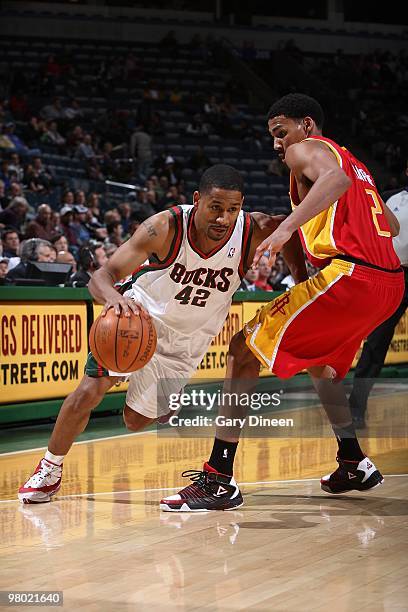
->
[[161, 94, 403, 511]]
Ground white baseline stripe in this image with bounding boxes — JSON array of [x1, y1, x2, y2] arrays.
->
[[0, 428, 156, 457]]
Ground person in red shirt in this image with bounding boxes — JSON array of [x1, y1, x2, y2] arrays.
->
[[254, 255, 273, 291]]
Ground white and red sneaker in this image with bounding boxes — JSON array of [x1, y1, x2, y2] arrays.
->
[[321, 456, 383, 494], [160, 463, 243, 512], [18, 458, 62, 504]]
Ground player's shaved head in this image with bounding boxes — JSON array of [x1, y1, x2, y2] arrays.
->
[[199, 164, 244, 196], [268, 93, 324, 129]]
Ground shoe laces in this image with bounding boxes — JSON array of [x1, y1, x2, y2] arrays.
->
[[29, 460, 61, 486], [181, 469, 213, 495]]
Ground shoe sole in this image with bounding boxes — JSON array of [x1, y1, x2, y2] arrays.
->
[[18, 485, 60, 504], [160, 500, 244, 513], [321, 476, 384, 495]]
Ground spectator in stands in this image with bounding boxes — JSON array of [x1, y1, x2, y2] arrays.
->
[[239, 268, 258, 291], [67, 242, 107, 288], [130, 124, 152, 181], [41, 120, 66, 148], [1, 122, 33, 155], [126, 214, 144, 239], [71, 205, 91, 245], [203, 95, 220, 123], [270, 256, 291, 290], [255, 256, 273, 291], [118, 202, 132, 234], [24, 116, 47, 147], [59, 206, 77, 247], [107, 221, 124, 247], [104, 209, 121, 226], [2, 229, 20, 258], [87, 158, 104, 181], [8, 153, 24, 183], [56, 250, 77, 273], [25, 204, 57, 241], [162, 156, 181, 186], [150, 112, 164, 137], [4, 121, 40, 155], [61, 190, 74, 207], [41, 96, 63, 121], [66, 125, 84, 152], [0, 258, 8, 279], [24, 164, 47, 193], [9, 182, 24, 199], [74, 190, 87, 206], [75, 133, 96, 161], [160, 185, 180, 209], [51, 211, 62, 234], [186, 114, 208, 137], [62, 98, 83, 121], [51, 233, 69, 253], [32, 157, 52, 189], [188, 146, 212, 172], [135, 189, 157, 217], [5, 238, 55, 283], [155, 175, 169, 201], [86, 192, 102, 222], [0, 130, 14, 152], [0, 197, 29, 232]]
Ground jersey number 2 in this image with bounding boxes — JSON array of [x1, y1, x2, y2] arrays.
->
[[365, 189, 391, 237], [174, 286, 210, 307]]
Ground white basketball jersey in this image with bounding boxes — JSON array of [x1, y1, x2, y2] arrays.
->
[[128, 205, 253, 343]]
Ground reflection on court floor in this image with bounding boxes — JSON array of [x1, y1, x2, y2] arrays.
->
[[0, 394, 407, 610]]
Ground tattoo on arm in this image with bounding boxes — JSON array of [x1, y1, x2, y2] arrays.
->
[[143, 219, 157, 238]]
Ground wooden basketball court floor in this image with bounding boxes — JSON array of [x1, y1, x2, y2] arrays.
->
[[0, 392, 407, 611]]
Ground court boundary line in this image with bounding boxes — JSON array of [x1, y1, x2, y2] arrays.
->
[[1, 473, 407, 504], [0, 428, 156, 456]]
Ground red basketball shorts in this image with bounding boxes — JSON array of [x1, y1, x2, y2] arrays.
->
[[244, 258, 404, 379]]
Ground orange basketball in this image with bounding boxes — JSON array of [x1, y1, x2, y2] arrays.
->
[[89, 309, 157, 373]]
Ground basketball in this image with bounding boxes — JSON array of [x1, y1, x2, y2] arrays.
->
[[89, 309, 157, 373]]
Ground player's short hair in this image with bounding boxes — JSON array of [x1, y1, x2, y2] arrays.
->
[[199, 164, 244, 195], [267, 93, 324, 129]]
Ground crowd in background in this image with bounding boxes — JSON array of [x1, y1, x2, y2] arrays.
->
[[1, 31, 406, 288]]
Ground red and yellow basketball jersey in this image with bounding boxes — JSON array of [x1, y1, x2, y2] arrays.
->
[[289, 135, 400, 270]]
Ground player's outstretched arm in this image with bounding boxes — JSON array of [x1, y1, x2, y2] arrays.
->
[[249, 212, 308, 283], [253, 140, 351, 266], [88, 211, 174, 315]]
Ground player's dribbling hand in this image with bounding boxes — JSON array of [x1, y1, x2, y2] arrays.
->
[[252, 225, 294, 268], [101, 296, 145, 318]]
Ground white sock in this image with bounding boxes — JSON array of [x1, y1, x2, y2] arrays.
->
[[45, 450, 65, 466]]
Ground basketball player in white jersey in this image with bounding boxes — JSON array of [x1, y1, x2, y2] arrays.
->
[[18, 164, 307, 504]]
